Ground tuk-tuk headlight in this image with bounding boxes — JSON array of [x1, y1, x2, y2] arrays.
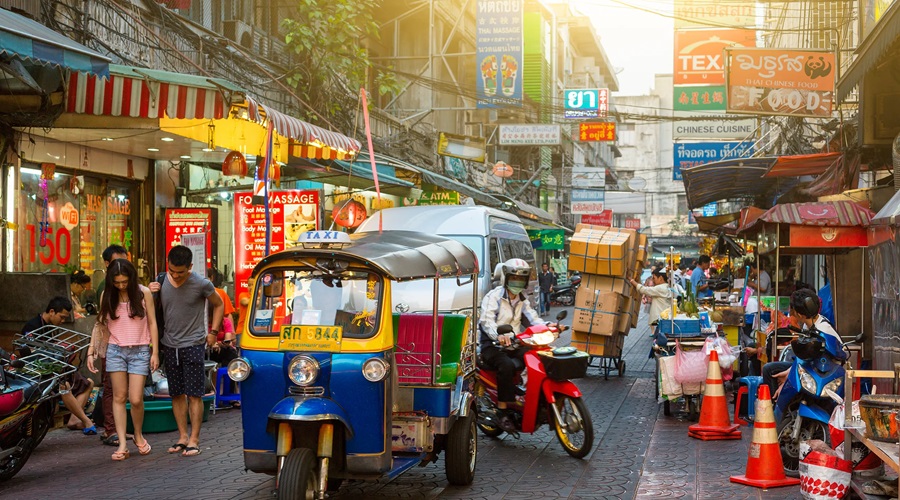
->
[[227, 358, 252, 382], [288, 355, 319, 386], [362, 358, 389, 382]]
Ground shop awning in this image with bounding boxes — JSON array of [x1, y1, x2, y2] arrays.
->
[[757, 201, 875, 227], [762, 152, 843, 178], [694, 211, 741, 235], [494, 194, 555, 223], [836, 1, 900, 101], [682, 157, 799, 210], [66, 64, 241, 119], [0, 9, 110, 77]]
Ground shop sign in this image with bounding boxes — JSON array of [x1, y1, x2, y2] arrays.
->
[[789, 225, 867, 248], [673, 85, 726, 112], [726, 48, 835, 117], [476, 0, 523, 108], [165, 208, 213, 268], [702, 202, 718, 217], [674, 29, 757, 85], [402, 188, 460, 206], [570, 189, 604, 214], [564, 89, 609, 118], [577, 122, 616, 142], [527, 229, 565, 250], [624, 218, 641, 230], [59, 202, 79, 231], [861, 0, 897, 41], [673, 111, 757, 140], [180, 233, 208, 274], [437, 132, 486, 162], [498, 124, 561, 145], [234, 190, 319, 299], [571, 167, 606, 189], [673, 141, 753, 180], [581, 210, 613, 226], [674, 0, 757, 29]]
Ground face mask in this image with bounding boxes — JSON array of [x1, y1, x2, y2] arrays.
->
[[507, 283, 526, 296]]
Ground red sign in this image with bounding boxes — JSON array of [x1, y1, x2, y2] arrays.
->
[[789, 225, 867, 248], [674, 29, 757, 85], [624, 218, 642, 230], [581, 210, 613, 227], [578, 122, 616, 142], [233, 190, 319, 299], [165, 208, 213, 268]]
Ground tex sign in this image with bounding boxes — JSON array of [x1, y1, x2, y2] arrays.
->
[[674, 29, 757, 85]]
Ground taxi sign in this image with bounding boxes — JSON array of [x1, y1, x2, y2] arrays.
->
[[299, 230, 352, 249], [279, 325, 343, 352]]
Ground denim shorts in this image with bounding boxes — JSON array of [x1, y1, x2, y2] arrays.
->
[[105, 344, 151, 375]]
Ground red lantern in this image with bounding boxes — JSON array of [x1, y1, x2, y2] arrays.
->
[[332, 199, 367, 229], [222, 151, 248, 177], [492, 161, 513, 178]]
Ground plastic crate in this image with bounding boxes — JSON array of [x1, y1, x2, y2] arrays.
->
[[126, 394, 214, 433], [657, 318, 701, 337]]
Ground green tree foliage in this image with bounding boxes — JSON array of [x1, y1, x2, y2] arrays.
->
[[282, 0, 398, 126]]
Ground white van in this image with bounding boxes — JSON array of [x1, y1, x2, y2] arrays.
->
[[355, 206, 537, 314]]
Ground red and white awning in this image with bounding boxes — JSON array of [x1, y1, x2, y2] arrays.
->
[[66, 71, 229, 120], [245, 96, 360, 158]]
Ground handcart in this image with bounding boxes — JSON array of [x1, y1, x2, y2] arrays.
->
[[654, 338, 704, 419], [587, 354, 624, 380]]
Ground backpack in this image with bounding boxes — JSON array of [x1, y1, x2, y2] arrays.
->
[[154, 272, 166, 343]]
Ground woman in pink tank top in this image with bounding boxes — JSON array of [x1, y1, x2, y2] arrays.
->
[[89, 259, 159, 461]]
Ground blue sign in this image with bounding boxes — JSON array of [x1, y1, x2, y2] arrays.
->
[[570, 189, 605, 202], [702, 203, 718, 217], [476, 0, 523, 108], [564, 89, 605, 118], [673, 141, 754, 181]]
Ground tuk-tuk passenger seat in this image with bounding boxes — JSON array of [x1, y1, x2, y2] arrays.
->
[[393, 313, 469, 385]]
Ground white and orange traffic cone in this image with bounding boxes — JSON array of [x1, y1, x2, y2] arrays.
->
[[688, 349, 741, 440], [730, 384, 801, 488]]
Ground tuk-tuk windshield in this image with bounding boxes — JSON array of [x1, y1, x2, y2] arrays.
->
[[249, 268, 382, 339]]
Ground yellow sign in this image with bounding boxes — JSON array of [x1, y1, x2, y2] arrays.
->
[[279, 325, 343, 352]]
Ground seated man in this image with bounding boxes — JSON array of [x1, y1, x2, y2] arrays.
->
[[21, 296, 97, 435]]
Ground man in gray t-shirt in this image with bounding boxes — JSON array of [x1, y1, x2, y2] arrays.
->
[[149, 245, 223, 457]]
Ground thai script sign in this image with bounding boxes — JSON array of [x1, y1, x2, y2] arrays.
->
[[673, 141, 754, 180], [674, 85, 727, 111], [577, 122, 616, 141], [498, 124, 561, 145], [674, 29, 757, 85], [570, 189, 605, 215], [673, 112, 757, 140], [581, 210, 613, 227], [726, 48, 836, 117], [674, 0, 757, 29], [476, 0, 523, 108], [564, 89, 609, 118]]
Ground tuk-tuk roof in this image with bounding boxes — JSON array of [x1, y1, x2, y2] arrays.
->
[[253, 230, 479, 281]]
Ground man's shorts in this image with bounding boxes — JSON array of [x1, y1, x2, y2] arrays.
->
[[106, 344, 151, 375], [161, 344, 206, 397]]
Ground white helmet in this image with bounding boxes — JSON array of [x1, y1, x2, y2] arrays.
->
[[501, 258, 531, 288]]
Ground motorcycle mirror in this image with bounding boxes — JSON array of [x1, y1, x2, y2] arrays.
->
[[853, 333, 864, 344], [497, 325, 514, 335], [556, 310, 568, 321]]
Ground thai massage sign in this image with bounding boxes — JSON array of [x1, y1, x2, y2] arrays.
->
[[674, 29, 757, 85], [726, 48, 836, 117], [476, 0, 523, 108]]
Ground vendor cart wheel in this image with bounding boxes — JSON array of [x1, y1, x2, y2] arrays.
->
[[617, 360, 625, 377], [277, 448, 317, 500], [551, 395, 594, 459], [445, 413, 477, 485], [663, 400, 672, 416]]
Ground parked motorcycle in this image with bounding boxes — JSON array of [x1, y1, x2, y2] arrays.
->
[[475, 311, 594, 458], [550, 273, 581, 307], [774, 326, 861, 476], [0, 326, 90, 482]]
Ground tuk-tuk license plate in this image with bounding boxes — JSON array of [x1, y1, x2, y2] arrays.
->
[[279, 326, 342, 352]]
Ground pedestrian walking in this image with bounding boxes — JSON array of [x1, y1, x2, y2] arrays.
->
[[149, 245, 224, 458], [537, 262, 556, 316], [94, 244, 130, 447], [87, 259, 159, 461]]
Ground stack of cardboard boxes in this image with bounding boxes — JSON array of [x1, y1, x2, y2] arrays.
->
[[568, 224, 649, 357]]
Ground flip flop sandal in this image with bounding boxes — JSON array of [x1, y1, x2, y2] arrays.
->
[[168, 443, 188, 454], [136, 440, 152, 455], [82, 425, 98, 436], [111, 450, 130, 461], [181, 446, 202, 457]]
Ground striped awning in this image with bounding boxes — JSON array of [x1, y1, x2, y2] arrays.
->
[[762, 152, 843, 178], [0, 9, 109, 77], [757, 201, 874, 227], [245, 96, 360, 159], [66, 64, 242, 119]]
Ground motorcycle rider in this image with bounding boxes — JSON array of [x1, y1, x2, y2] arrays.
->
[[479, 258, 546, 432], [759, 288, 845, 399]]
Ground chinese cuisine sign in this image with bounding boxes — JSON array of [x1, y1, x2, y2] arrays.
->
[[476, 0, 523, 108], [234, 190, 319, 298], [726, 48, 836, 117]]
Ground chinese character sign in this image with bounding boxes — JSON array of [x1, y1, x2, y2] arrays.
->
[[527, 229, 565, 250], [673, 141, 753, 180], [673, 85, 727, 112], [577, 122, 616, 142], [476, 0, 523, 108]]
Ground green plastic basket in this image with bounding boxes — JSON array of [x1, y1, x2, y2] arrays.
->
[[125, 395, 213, 434]]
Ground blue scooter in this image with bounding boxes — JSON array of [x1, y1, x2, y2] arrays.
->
[[774, 327, 861, 476]]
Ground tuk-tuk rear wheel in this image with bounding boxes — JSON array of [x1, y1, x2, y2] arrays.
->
[[277, 448, 317, 500], [445, 413, 477, 485]]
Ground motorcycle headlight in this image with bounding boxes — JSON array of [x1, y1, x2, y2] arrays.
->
[[362, 357, 390, 382], [288, 355, 319, 386], [227, 358, 252, 382], [822, 378, 842, 398], [798, 366, 817, 395]]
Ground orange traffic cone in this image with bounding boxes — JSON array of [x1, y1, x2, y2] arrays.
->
[[688, 349, 741, 440], [730, 384, 801, 488]]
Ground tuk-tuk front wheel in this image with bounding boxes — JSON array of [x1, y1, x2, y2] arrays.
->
[[445, 413, 477, 485], [278, 448, 317, 500]]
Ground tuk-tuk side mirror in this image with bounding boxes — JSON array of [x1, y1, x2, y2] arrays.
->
[[263, 272, 284, 297], [556, 310, 568, 322]]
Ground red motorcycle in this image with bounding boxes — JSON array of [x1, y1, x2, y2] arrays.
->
[[475, 312, 594, 458]]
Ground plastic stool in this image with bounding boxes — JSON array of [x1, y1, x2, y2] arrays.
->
[[214, 367, 241, 410], [734, 376, 763, 426]]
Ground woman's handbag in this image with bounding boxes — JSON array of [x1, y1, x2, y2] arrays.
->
[[90, 320, 111, 358]]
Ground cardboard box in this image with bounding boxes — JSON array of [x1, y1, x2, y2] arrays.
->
[[571, 331, 625, 357], [630, 293, 641, 328], [581, 273, 633, 297], [569, 227, 606, 274], [570, 224, 633, 277], [618, 295, 634, 334], [573, 290, 624, 335]]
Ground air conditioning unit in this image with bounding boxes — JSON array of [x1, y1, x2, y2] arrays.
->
[[223, 20, 253, 48]]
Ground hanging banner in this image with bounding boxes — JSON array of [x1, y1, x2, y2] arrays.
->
[[164, 208, 214, 268], [673, 85, 727, 111], [234, 190, 319, 299], [725, 48, 836, 117], [674, 29, 757, 85], [476, 0, 523, 108], [673, 141, 754, 180], [674, 0, 757, 29]]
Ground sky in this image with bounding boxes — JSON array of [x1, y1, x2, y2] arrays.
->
[[576, 0, 675, 96]]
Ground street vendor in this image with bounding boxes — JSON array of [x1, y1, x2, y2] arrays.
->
[[691, 255, 713, 299], [628, 269, 673, 358]]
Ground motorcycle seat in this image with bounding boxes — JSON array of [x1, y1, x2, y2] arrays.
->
[[1, 374, 41, 411]]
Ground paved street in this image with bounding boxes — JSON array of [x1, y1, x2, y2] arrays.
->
[[0, 309, 802, 499]]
